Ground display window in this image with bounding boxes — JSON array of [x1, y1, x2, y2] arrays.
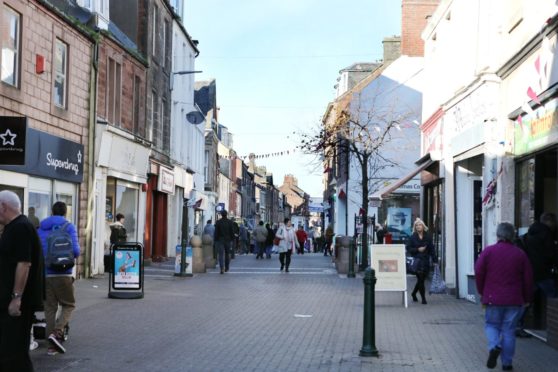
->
[[106, 177, 139, 241]]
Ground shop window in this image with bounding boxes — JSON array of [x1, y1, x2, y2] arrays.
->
[[53, 39, 68, 108], [1, 5, 20, 87], [106, 177, 139, 241], [54, 181, 77, 224], [516, 158, 536, 234], [29, 177, 52, 228]]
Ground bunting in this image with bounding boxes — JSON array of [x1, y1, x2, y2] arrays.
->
[[217, 148, 298, 160]]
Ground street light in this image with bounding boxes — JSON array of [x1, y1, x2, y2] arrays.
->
[[170, 70, 203, 90]]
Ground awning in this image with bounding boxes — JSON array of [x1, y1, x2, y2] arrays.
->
[[369, 159, 434, 201]]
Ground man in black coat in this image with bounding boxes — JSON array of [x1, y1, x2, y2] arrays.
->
[[523, 212, 557, 296], [214, 210, 235, 274]]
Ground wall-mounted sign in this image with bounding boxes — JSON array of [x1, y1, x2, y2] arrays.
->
[[0, 127, 84, 182], [514, 98, 558, 156], [157, 167, 175, 194], [0, 116, 27, 165]]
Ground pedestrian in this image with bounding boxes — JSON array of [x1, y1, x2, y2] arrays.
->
[[308, 227, 315, 252], [376, 224, 387, 244], [406, 218, 437, 305], [276, 218, 299, 272], [239, 223, 249, 255], [215, 210, 234, 274], [253, 221, 268, 259], [265, 223, 274, 259], [324, 225, 334, 256], [203, 219, 215, 239], [515, 212, 557, 337], [231, 219, 239, 258], [107, 213, 127, 273], [0, 190, 44, 371], [475, 222, 533, 370], [295, 225, 308, 255], [38, 201, 80, 355]]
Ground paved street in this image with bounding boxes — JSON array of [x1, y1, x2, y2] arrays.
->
[[31, 253, 558, 371]]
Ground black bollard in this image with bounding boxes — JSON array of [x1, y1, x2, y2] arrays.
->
[[360, 267, 379, 357], [348, 238, 356, 278]]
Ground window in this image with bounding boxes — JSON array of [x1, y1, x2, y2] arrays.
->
[[106, 177, 139, 241], [163, 20, 170, 68], [204, 150, 209, 183], [1, 6, 20, 87], [107, 58, 122, 125], [152, 6, 158, 56], [133, 75, 141, 135], [54, 39, 68, 108], [150, 91, 157, 142]]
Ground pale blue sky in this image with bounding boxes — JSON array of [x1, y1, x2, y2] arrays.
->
[[185, 0, 401, 197]]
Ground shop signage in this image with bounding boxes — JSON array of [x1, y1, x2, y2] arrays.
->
[[514, 99, 558, 156], [157, 167, 175, 194], [370, 244, 407, 292], [0, 127, 84, 182], [0, 116, 27, 165]]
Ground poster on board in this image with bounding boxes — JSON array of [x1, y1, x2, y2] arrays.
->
[[113, 249, 141, 289], [370, 244, 407, 291]]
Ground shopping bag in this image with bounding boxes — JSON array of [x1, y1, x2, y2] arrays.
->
[[406, 255, 419, 275], [429, 264, 447, 294]]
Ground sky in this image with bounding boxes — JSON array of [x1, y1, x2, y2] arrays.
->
[[184, 0, 401, 197]]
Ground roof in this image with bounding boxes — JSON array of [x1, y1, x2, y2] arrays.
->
[[195, 80, 217, 116], [339, 62, 380, 74]]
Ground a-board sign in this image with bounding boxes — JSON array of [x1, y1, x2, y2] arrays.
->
[[370, 244, 407, 291], [111, 243, 143, 291]]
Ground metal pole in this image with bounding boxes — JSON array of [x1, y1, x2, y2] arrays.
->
[[360, 267, 379, 357], [348, 236, 356, 278]]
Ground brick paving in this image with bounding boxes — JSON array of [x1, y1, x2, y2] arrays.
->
[[31, 253, 558, 371]]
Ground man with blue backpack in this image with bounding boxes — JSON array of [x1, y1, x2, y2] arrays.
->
[[38, 202, 80, 355]]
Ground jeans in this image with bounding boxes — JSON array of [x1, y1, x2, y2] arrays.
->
[[484, 305, 522, 366], [0, 310, 34, 372], [45, 276, 76, 337], [216, 240, 231, 270], [255, 241, 265, 258], [265, 245, 272, 258]]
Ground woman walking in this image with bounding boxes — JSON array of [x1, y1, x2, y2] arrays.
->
[[406, 218, 437, 304], [276, 218, 299, 272]]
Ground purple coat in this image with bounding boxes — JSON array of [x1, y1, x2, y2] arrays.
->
[[474, 240, 533, 306]]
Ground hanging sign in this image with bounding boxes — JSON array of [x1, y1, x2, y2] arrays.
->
[[0, 116, 27, 165]]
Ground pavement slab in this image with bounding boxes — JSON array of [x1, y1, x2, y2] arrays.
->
[[31, 253, 558, 371]]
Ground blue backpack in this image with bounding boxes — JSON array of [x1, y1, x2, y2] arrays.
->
[[46, 222, 75, 272]]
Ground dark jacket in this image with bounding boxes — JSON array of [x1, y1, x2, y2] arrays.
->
[[522, 222, 557, 282], [475, 240, 534, 306], [215, 217, 234, 242], [406, 232, 437, 273], [265, 226, 274, 246], [109, 221, 127, 244]]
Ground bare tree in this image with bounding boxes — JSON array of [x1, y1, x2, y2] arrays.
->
[[299, 91, 415, 269]]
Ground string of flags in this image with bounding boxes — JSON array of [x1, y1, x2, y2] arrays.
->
[[218, 148, 298, 160]]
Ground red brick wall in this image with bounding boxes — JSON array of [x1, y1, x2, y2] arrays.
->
[[0, 0, 92, 275], [97, 37, 147, 137], [401, 0, 441, 57]]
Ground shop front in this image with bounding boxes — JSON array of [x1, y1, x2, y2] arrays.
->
[[94, 128, 150, 274], [0, 125, 84, 225], [166, 166, 194, 257], [512, 97, 558, 340]]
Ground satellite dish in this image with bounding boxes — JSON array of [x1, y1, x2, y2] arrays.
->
[[186, 111, 205, 125]]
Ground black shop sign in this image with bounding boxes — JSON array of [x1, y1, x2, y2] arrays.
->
[[0, 116, 27, 165], [0, 122, 84, 183]]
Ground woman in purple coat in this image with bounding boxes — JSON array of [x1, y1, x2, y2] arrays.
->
[[475, 222, 533, 370]]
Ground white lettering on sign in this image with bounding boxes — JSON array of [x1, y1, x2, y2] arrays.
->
[[46, 152, 80, 175]]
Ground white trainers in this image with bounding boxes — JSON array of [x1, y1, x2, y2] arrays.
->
[[48, 332, 66, 353]]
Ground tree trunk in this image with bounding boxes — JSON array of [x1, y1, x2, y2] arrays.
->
[[360, 153, 369, 270]]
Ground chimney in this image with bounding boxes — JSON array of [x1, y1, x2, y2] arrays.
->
[[401, 0, 441, 57], [382, 36, 401, 65]]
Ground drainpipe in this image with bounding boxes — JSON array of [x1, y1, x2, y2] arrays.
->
[[83, 41, 99, 278]]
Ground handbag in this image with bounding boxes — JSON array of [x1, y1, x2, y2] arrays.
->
[[406, 255, 419, 274], [273, 237, 280, 246], [429, 264, 447, 294]]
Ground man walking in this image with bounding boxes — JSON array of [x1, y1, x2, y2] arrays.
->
[[215, 210, 234, 274], [38, 201, 80, 355], [253, 221, 268, 259], [295, 225, 308, 255], [203, 219, 215, 239], [0, 190, 44, 371], [475, 222, 533, 370]]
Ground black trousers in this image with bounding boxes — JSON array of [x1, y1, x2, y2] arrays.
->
[[279, 250, 292, 269], [0, 310, 34, 372], [413, 272, 427, 300]]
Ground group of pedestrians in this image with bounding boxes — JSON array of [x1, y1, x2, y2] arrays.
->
[[0, 190, 82, 371]]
